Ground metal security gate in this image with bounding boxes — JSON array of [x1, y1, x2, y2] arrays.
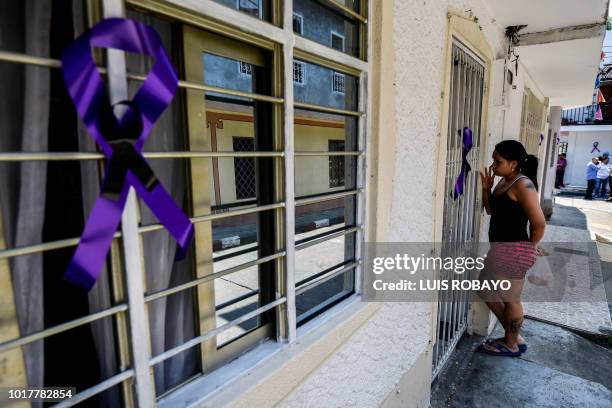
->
[[433, 41, 485, 378]]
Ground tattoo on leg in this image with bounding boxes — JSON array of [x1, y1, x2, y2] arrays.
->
[[509, 319, 522, 334]]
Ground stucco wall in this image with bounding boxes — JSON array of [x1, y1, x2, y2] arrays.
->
[[279, 1, 513, 406]]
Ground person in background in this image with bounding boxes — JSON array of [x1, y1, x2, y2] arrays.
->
[[585, 157, 599, 200], [555, 153, 567, 189], [596, 156, 610, 198]]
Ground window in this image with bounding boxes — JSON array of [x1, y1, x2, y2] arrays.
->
[[520, 88, 546, 155], [0, 0, 368, 405], [292, 0, 364, 58], [293, 12, 303, 35], [238, 61, 252, 76], [332, 71, 346, 95], [212, 0, 270, 21], [331, 31, 345, 52], [293, 61, 306, 85], [233, 137, 256, 199], [328, 140, 345, 187], [237, 0, 262, 18]]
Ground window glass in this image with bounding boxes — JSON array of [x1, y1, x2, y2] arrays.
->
[[181, 27, 278, 374], [293, 12, 304, 34], [294, 109, 357, 198], [295, 229, 356, 324], [293, 0, 361, 57], [293, 60, 358, 111], [212, 0, 272, 21]]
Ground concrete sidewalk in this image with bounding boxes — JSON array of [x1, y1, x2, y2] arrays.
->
[[431, 319, 612, 408], [431, 196, 612, 407]]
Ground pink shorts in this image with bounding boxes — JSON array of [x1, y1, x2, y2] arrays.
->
[[483, 241, 538, 280]]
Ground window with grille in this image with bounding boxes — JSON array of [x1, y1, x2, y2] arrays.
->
[[238, 61, 252, 76], [237, 0, 262, 18], [293, 61, 306, 85], [293, 12, 303, 35], [233, 137, 256, 199], [0, 0, 369, 405], [329, 140, 345, 187], [331, 31, 345, 52], [332, 71, 345, 94], [519, 88, 545, 155]]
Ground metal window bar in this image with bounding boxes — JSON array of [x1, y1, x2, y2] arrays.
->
[[0, 151, 284, 161], [149, 297, 287, 366], [294, 101, 363, 117], [0, 50, 284, 104], [433, 42, 485, 379], [143, 251, 285, 303], [52, 370, 135, 408], [295, 224, 351, 246], [0, 202, 284, 260], [294, 188, 362, 206], [295, 226, 361, 251], [295, 261, 359, 295], [294, 151, 363, 156], [0, 304, 127, 353]]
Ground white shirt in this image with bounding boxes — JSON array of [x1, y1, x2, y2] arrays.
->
[[597, 162, 611, 179]]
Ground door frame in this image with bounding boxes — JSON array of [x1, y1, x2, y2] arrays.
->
[[430, 6, 493, 354]]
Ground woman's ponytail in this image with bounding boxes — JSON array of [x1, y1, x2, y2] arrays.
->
[[521, 154, 539, 190]]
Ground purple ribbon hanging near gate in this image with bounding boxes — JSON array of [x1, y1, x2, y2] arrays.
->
[[452, 127, 473, 200], [539, 133, 544, 146], [591, 141, 601, 153], [62, 18, 194, 290]]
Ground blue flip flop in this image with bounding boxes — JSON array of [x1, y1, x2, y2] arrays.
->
[[477, 341, 522, 357], [486, 338, 527, 353]]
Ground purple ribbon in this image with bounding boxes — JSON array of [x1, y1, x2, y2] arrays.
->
[[539, 133, 544, 146], [62, 18, 194, 290], [452, 127, 473, 200], [591, 141, 601, 153]]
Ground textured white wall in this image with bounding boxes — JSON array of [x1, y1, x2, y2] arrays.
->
[[280, 1, 514, 407], [389, 0, 506, 242]]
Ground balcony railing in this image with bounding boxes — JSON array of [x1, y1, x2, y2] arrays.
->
[[562, 103, 612, 125]]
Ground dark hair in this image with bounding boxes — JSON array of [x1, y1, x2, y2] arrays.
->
[[494, 140, 539, 190]]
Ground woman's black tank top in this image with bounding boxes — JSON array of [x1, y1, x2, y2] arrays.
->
[[488, 176, 530, 242]]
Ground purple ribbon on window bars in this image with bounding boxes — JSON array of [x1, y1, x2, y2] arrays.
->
[[452, 127, 473, 200], [62, 18, 194, 290], [539, 133, 544, 146], [591, 141, 601, 153]]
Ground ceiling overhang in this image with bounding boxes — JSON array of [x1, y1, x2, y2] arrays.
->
[[485, 0, 609, 107]]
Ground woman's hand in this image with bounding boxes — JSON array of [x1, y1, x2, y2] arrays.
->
[[480, 165, 494, 191]]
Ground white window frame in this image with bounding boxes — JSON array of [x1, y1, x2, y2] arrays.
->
[[0, 0, 370, 406], [293, 61, 306, 86], [292, 12, 304, 35], [332, 71, 346, 95], [330, 30, 345, 52]]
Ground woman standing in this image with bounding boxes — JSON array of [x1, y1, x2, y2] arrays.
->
[[477, 140, 546, 357]]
